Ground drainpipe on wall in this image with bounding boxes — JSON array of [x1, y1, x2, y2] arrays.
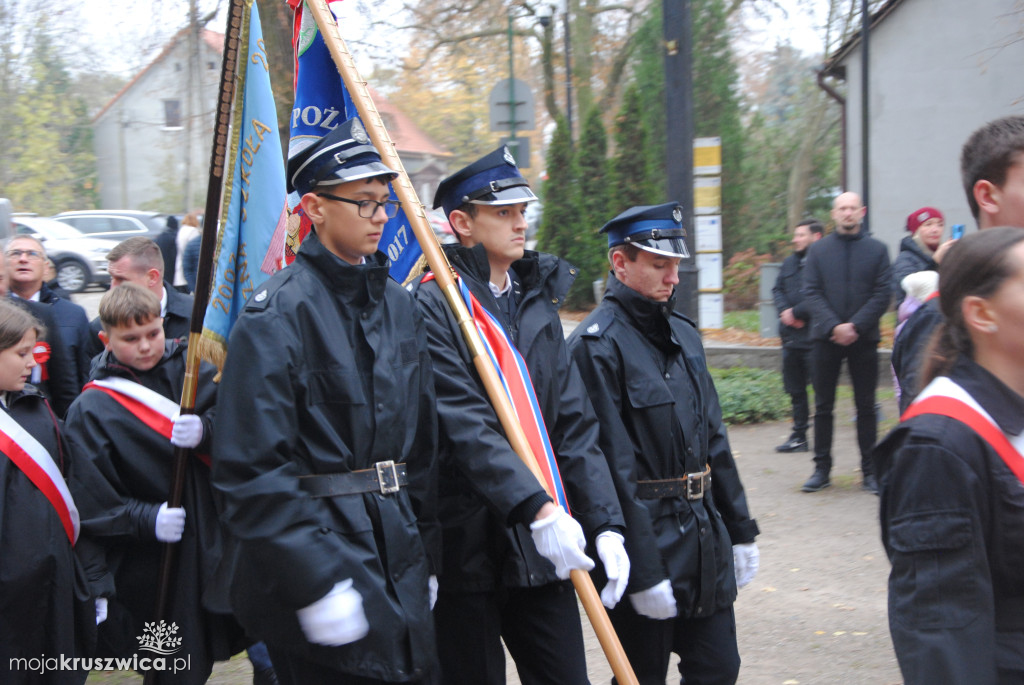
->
[[860, 0, 871, 227], [816, 69, 846, 190]]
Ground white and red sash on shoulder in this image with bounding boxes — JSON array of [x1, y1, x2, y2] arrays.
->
[[0, 408, 80, 544], [902, 376, 1024, 485], [83, 377, 210, 467]]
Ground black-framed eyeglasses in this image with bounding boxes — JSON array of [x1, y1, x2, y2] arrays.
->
[[316, 193, 402, 219]]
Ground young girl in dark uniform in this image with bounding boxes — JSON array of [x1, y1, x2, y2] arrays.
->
[[878, 227, 1024, 684], [0, 298, 100, 683]]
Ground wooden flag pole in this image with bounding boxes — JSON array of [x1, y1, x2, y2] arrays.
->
[[304, 2, 638, 683], [144, 3, 246, 683]]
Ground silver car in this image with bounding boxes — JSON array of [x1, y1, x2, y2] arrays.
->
[[10, 216, 118, 293]]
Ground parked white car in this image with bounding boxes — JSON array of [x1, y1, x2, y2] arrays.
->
[[10, 215, 118, 293]]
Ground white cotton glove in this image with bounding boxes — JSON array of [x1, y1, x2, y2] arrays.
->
[[296, 579, 369, 647], [733, 542, 760, 589], [529, 505, 595, 579], [428, 575, 438, 610], [170, 413, 204, 449], [595, 531, 631, 609], [629, 579, 677, 620], [154, 502, 186, 542], [95, 597, 108, 625]]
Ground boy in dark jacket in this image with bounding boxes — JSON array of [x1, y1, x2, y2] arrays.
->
[[64, 283, 243, 684], [211, 118, 440, 684], [413, 146, 629, 684]]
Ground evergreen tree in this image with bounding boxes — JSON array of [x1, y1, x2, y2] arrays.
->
[[628, 0, 746, 258], [567, 105, 610, 308], [631, 5, 667, 195], [536, 116, 578, 261], [692, 0, 745, 258], [609, 82, 652, 215]]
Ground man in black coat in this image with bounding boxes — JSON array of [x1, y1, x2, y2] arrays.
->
[[2, 240, 85, 416], [212, 119, 440, 684], [771, 219, 822, 453], [6, 235, 94, 390], [413, 147, 629, 684], [802, 191, 891, 493], [568, 203, 759, 685], [84, 237, 193, 360]]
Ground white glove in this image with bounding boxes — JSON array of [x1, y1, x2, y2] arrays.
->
[[296, 579, 369, 647], [629, 579, 677, 620], [170, 413, 204, 449], [155, 502, 186, 542], [733, 542, 760, 588], [95, 597, 108, 625], [428, 575, 438, 610], [529, 505, 595, 579], [595, 531, 630, 609]]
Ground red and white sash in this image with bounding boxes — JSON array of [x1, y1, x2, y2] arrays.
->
[[902, 376, 1024, 485], [421, 272, 570, 510], [0, 408, 80, 544], [83, 378, 210, 467]]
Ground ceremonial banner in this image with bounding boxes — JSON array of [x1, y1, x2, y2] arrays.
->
[[284, 0, 423, 282], [200, 0, 287, 367]]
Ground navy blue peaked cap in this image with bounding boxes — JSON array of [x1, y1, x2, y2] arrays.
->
[[433, 145, 538, 218], [600, 202, 690, 258], [287, 117, 398, 195]]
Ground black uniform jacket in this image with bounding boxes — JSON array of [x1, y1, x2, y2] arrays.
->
[[891, 235, 937, 307], [876, 357, 1024, 684], [65, 342, 243, 681], [771, 251, 812, 349], [86, 283, 193, 360], [803, 230, 891, 342], [412, 243, 624, 593], [568, 275, 759, 618], [212, 232, 439, 682], [0, 388, 100, 682]]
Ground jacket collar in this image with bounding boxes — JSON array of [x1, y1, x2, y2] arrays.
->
[[297, 230, 391, 306], [443, 242, 571, 304], [94, 339, 183, 383], [604, 274, 680, 352], [951, 356, 1024, 436]]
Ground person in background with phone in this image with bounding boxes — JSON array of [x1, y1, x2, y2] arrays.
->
[[891, 114, 1024, 413], [892, 206, 944, 308]]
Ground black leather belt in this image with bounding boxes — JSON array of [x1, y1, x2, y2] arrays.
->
[[636, 465, 712, 500], [298, 461, 408, 497]]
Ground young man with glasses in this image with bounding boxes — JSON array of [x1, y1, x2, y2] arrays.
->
[[211, 117, 441, 684]]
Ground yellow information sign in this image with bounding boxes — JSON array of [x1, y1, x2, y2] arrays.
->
[[694, 137, 722, 175], [694, 177, 721, 215]]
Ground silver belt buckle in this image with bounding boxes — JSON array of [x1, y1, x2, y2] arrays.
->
[[686, 471, 706, 500], [375, 460, 400, 495]]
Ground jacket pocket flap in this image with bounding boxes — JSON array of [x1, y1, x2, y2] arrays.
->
[[625, 376, 674, 409], [889, 510, 972, 553]]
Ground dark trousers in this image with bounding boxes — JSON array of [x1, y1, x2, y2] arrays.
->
[[609, 603, 739, 685], [266, 645, 438, 685], [781, 345, 813, 436], [434, 580, 590, 685], [811, 337, 878, 475]]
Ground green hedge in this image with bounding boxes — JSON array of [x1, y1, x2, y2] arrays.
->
[[710, 367, 790, 425]]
